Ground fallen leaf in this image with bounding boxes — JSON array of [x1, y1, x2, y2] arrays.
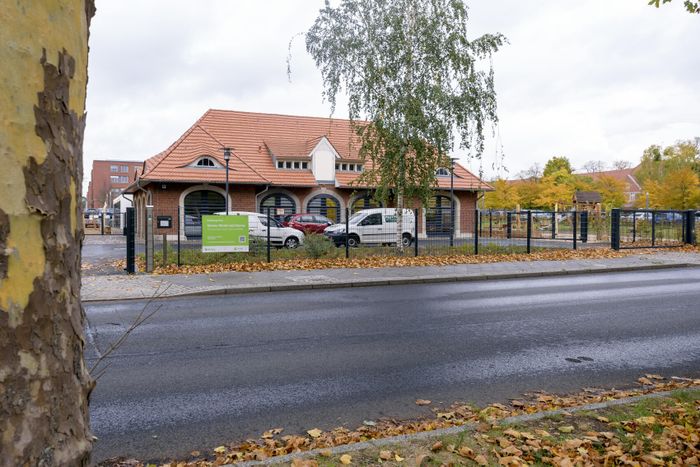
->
[[306, 428, 323, 438], [213, 446, 226, 454], [340, 454, 352, 464], [557, 425, 575, 433], [474, 454, 489, 466], [457, 446, 474, 458], [415, 399, 431, 406], [319, 450, 332, 457], [431, 441, 443, 452], [379, 450, 392, 460], [394, 453, 404, 462]]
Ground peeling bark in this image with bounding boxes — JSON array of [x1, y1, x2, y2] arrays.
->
[[0, 2, 95, 466]]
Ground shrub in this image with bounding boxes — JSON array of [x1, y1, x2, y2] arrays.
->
[[303, 232, 335, 259]]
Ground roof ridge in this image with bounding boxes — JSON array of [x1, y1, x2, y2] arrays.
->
[[197, 120, 271, 184], [144, 110, 213, 177]]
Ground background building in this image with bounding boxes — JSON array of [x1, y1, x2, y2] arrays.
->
[[87, 159, 143, 209]]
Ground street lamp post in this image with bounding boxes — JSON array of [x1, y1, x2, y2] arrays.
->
[[223, 147, 231, 215], [450, 157, 458, 247]]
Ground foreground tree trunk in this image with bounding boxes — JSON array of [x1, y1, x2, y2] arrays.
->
[[0, 1, 95, 465]]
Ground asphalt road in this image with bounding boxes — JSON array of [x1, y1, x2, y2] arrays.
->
[[86, 267, 700, 462]]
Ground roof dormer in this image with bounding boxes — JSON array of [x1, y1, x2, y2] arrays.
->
[[189, 156, 223, 169]]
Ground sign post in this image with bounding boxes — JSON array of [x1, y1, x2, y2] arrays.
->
[[202, 215, 249, 252]]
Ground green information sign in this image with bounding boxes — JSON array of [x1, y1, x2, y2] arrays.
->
[[202, 215, 249, 252]]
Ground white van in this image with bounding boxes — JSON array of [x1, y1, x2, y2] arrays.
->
[[215, 211, 304, 248], [324, 208, 415, 247]]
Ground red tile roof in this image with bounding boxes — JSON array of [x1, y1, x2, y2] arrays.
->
[[132, 109, 490, 191]]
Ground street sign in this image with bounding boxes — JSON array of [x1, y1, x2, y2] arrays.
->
[[202, 215, 249, 252]]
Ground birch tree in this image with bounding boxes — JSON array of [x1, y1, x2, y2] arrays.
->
[[304, 0, 504, 249], [0, 1, 95, 464]]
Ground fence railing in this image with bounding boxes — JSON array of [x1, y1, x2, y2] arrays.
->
[[126, 206, 612, 271], [611, 209, 697, 250]]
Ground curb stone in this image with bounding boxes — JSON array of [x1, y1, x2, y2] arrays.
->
[[233, 390, 679, 466], [81, 262, 693, 303]]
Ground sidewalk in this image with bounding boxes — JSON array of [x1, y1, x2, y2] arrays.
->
[[81, 250, 700, 302]]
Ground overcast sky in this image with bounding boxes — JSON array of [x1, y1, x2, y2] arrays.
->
[[83, 0, 700, 191]]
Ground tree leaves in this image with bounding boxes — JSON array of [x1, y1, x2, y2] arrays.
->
[[304, 0, 505, 213]]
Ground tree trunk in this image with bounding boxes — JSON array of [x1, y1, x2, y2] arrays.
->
[[0, 1, 95, 465]]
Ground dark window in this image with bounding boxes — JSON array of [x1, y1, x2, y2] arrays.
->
[[277, 161, 284, 169], [351, 194, 382, 213], [196, 157, 216, 167], [302, 162, 308, 169], [360, 213, 382, 226], [436, 167, 450, 176], [307, 194, 340, 223], [260, 193, 296, 220], [426, 195, 453, 236], [299, 215, 314, 223], [313, 215, 331, 224], [183, 190, 226, 238]]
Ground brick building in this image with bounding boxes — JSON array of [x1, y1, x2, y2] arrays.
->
[[125, 109, 491, 239], [87, 159, 143, 209]]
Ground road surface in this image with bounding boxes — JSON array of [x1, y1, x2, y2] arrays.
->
[[86, 267, 700, 462]]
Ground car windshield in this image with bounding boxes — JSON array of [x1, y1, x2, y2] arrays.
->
[[349, 212, 365, 224]]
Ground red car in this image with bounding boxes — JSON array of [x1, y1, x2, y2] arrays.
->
[[282, 213, 334, 234]]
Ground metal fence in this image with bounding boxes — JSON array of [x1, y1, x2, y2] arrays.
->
[[123, 206, 697, 272], [612, 209, 697, 250], [83, 211, 125, 235]]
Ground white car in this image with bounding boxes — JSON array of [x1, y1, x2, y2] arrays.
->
[[324, 208, 415, 247], [215, 211, 304, 248]]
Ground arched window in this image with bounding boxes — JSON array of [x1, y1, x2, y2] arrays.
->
[[307, 194, 341, 223], [183, 190, 226, 238], [260, 193, 296, 220], [426, 195, 453, 236], [351, 194, 382, 214], [435, 167, 450, 177], [195, 157, 217, 167]]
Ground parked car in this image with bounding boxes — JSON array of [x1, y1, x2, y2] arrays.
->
[[324, 208, 415, 248], [215, 211, 304, 248], [282, 213, 334, 234], [184, 214, 202, 239]]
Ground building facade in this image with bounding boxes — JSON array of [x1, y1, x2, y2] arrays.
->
[[125, 109, 492, 239], [87, 159, 143, 209]]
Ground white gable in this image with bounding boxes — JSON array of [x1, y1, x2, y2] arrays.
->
[[309, 137, 338, 183]]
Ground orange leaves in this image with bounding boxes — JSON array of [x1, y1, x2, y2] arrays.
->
[[131, 247, 653, 276], [104, 375, 699, 467]]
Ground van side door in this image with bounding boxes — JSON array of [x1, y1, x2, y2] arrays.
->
[[358, 213, 383, 243]]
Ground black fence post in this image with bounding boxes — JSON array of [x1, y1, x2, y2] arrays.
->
[[684, 210, 695, 245], [177, 206, 181, 267], [101, 212, 105, 235], [413, 208, 419, 257], [632, 211, 637, 243], [474, 210, 480, 255], [651, 211, 656, 247], [573, 210, 578, 250], [489, 210, 493, 237], [267, 207, 271, 263], [611, 208, 621, 251], [125, 207, 135, 274], [506, 212, 512, 239], [526, 210, 532, 254], [345, 208, 350, 259], [551, 211, 556, 239], [580, 211, 589, 244]]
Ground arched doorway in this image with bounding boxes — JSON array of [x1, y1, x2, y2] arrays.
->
[[183, 190, 226, 238], [350, 193, 382, 214], [426, 195, 453, 236], [260, 193, 296, 221], [307, 194, 341, 223]]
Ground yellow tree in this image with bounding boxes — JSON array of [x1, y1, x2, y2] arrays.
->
[[483, 179, 520, 210], [657, 168, 700, 209], [1, 1, 95, 464], [594, 175, 627, 208], [536, 168, 576, 209]]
